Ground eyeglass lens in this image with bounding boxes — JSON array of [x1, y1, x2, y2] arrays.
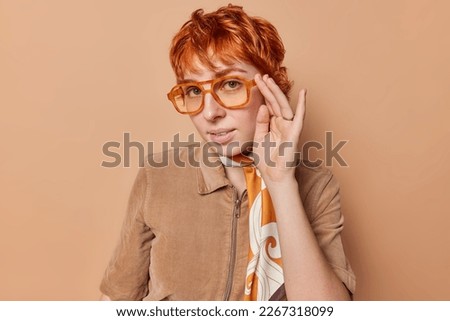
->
[[173, 78, 248, 113]]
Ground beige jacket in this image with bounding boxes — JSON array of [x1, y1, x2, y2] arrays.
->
[[100, 146, 356, 300]]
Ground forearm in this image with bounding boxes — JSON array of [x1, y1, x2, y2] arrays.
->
[[267, 178, 351, 301]]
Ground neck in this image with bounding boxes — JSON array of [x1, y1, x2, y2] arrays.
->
[[224, 166, 247, 196]]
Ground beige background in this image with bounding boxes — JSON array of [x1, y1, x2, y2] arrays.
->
[[1, 0, 449, 300]]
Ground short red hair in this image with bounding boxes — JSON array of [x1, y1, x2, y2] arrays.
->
[[169, 4, 292, 97]]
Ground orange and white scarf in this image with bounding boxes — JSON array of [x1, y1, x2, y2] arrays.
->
[[220, 154, 285, 301]]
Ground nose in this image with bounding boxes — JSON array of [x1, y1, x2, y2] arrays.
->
[[202, 91, 226, 121]]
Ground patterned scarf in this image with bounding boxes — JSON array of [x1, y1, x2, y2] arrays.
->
[[220, 154, 286, 301]]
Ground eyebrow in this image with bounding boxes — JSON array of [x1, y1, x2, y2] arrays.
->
[[178, 67, 248, 83]]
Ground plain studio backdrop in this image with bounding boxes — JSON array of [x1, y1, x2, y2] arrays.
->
[[0, 0, 449, 300]]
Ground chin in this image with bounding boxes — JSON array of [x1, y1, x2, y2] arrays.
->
[[214, 141, 253, 157]]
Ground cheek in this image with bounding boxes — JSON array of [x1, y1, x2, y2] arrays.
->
[[247, 95, 263, 121], [251, 87, 265, 107], [238, 105, 260, 137], [189, 115, 205, 134]]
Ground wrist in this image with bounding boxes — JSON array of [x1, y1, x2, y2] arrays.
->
[[264, 175, 298, 195]]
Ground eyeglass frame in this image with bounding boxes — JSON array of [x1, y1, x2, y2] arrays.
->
[[167, 75, 257, 115]]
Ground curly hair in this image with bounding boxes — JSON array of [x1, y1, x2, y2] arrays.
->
[[169, 4, 292, 97]]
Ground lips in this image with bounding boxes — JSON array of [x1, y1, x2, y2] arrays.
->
[[207, 128, 236, 144]]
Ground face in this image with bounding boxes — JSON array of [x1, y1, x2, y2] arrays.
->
[[180, 60, 264, 156]]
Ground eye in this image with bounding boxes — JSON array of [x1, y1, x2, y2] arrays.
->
[[222, 79, 243, 91], [185, 86, 202, 97]]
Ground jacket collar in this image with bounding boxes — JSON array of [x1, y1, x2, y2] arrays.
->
[[195, 142, 230, 195]]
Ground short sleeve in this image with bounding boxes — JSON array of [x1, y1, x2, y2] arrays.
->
[[307, 170, 356, 295], [100, 168, 154, 300]]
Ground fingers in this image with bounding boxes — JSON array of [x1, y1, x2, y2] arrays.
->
[[253, 104, 270, 142], [254, 74, 294, 120], [293, 89, 307, 133], [254, 74, 276, 115]]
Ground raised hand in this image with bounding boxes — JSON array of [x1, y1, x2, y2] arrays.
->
[[252, 74, 307, 185]]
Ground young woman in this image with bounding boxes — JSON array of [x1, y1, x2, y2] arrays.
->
[[100, 4, 355, 301]]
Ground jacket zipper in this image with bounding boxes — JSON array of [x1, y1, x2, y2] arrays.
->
[[223, 188, 247, 301]]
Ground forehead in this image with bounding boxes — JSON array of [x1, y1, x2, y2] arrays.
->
[[180, 56, 260, 82]]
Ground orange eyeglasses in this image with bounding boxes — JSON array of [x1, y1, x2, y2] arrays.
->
[[167, 75, 257, 115]]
